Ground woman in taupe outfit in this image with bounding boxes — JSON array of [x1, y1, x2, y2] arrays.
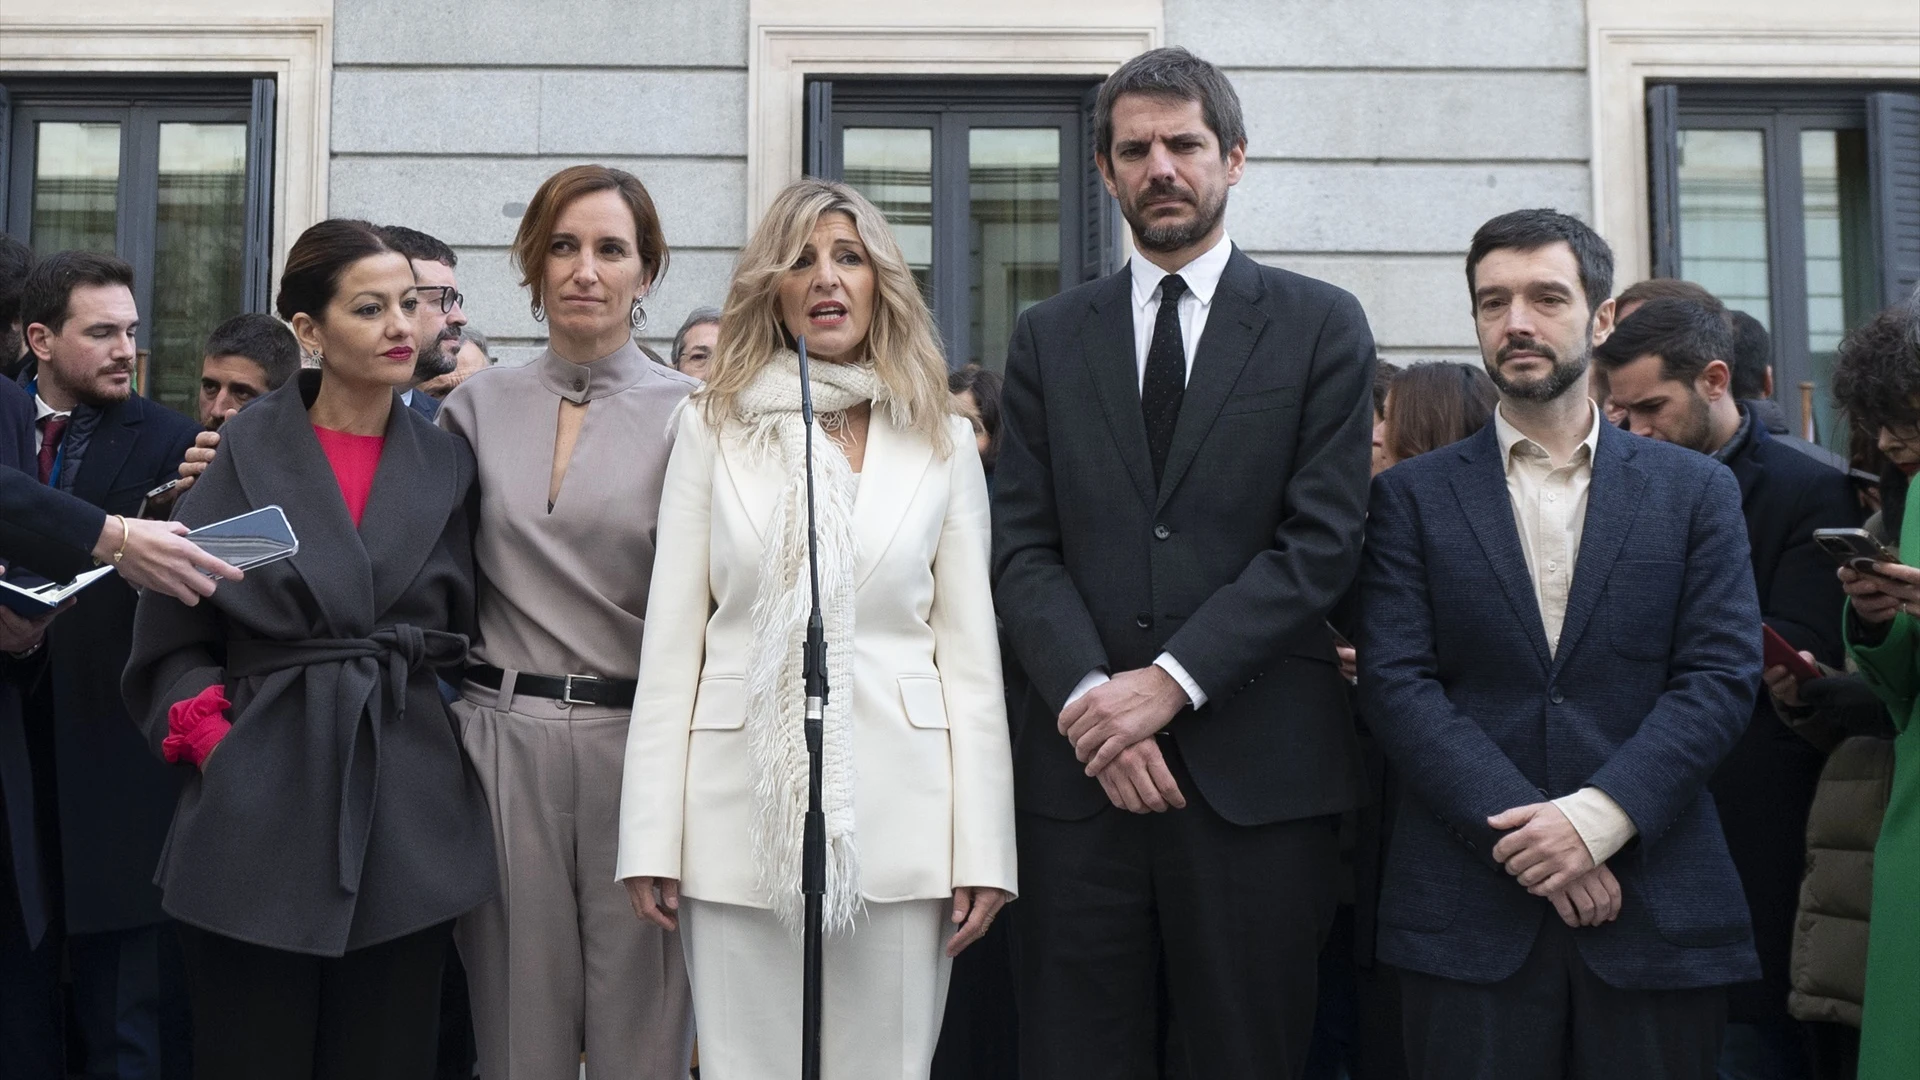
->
[[437, 164, 696, 1080]]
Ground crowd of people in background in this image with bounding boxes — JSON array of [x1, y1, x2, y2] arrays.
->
[[0, 43, 1917, 1080]]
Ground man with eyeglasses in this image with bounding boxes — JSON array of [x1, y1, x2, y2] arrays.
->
[[381, 226, 467, 422]]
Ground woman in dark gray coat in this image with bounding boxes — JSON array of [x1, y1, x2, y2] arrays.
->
[[123, 219, 496, 1080]]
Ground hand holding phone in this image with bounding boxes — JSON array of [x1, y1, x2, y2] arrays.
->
[[1813, 528, 1901, 576], [1762, 625, 1821, 684]]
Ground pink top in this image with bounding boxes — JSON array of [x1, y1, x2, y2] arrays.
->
[[312, 426, 385, 527]]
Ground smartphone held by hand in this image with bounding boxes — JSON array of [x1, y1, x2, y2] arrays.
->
[[1762, 625, 1821, 684], [1813, 528, 1902, 576]]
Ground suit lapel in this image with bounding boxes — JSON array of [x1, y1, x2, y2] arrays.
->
[[71, 400, 138, 506], [359, 399, 457, 618], [233, 374, 374, 636], [719, 428, 783, 546], [1550, 425, 1646, 671], [1155, 250, 1268, 513], [850, 408, 932, 588], [1449, 426, 1553, 671], [1081, 272, 1155, 508]]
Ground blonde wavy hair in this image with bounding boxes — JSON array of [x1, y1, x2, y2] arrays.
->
[[698, 178, 954, 455]]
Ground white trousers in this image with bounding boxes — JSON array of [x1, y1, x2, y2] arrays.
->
[[679, 897, 954, 1080]]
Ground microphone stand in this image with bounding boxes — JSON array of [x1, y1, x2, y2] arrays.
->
[[796, 335, 828, 1080]]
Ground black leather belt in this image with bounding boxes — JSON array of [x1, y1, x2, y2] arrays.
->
[[464, 664, 636, 708]]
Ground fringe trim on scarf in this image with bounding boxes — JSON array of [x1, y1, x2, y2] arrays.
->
[[735, 351, 883, 934]]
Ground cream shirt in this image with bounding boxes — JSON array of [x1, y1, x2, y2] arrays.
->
[[1491, 401, 1637, 866]]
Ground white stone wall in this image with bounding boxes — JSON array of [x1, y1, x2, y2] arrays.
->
[[327, 0, 1594, 366], [1167, 0, 1593, 364], [327, 0, 752, 364]]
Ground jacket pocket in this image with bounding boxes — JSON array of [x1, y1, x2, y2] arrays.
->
[[690, 675, 746, 730], [898, 675, 949, 729], [1218, 384, 1301, 416]]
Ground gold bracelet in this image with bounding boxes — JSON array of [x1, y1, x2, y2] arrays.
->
[[112, 514, 129, 565]]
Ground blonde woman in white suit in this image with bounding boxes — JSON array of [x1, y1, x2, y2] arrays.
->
[[616, 178, 1016, 1078]]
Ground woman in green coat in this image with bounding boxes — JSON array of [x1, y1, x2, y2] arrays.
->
[[1832, 303, 1920, 1080]]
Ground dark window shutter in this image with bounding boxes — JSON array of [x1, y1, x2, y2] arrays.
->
[[1647, 83, 1681, 280], [805, 79, 835, 179], [1081, 82, 1117, 281], [1868, 91, 1920, 309], [243, 77, 276, 314], [0, 84, 12, 229]]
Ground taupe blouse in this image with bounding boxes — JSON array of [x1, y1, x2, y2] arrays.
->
[[438, 341, 697, 679]]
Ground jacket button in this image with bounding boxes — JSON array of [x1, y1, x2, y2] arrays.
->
[[1135, 614, 1151, 629], [1154, 523, 1171, 540], [1549, 687, 1565, 704]]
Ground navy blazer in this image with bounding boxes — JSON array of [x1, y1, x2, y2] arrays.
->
[[1359, 420, 1763, 991], [0, 377, 52, 946], [0, 375, 105, 580], [40, 392, 200, 932]]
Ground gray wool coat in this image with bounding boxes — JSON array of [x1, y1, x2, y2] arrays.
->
[[122, 370, 497, 956]]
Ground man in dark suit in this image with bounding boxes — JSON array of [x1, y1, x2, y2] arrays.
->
[[1359, 210, 1762, 1079], [382, 225, 467, 423], [19, 251, 199, 1078], [0, 375, 63, 1079], [993, 47, 1377, 1078], [1596, 297, 1861, 1080]]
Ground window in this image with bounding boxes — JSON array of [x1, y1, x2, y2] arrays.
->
[[805, 79, 1119, 373], [2, 77, 275, 417], [1649, 84, 1920, 453]]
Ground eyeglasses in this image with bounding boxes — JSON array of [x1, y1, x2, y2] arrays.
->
[[411, 285, 465, 314]]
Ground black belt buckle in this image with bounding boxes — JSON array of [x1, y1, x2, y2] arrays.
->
[[560, 672, 595, 707]]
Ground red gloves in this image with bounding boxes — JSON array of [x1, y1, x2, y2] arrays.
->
[[162, 685, 231, 769]]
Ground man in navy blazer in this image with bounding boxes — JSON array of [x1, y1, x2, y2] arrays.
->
[[1360, 210, 1762, 1079]]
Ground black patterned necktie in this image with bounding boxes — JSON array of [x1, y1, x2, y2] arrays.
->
[[1142, 273, 1188, 486]]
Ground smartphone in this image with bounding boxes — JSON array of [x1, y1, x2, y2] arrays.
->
[[186, 505, 299, 571], [1813, 528, 1901, 575], [1762, 625, 1821, 683]]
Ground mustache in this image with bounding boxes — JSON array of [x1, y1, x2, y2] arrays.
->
[[1496, 336, 1560, 365], [1135, 179, 1195, 206]]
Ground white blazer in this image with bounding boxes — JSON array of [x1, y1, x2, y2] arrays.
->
[[616, 403, 1017, 906]]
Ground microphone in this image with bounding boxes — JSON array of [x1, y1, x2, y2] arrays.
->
[[796, 336, 827, 1080]]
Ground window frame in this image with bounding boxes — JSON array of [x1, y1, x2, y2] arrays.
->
[[807, 77, 1113, 370], [0, 75, 275, 404]]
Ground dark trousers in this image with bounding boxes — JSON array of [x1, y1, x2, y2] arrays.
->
[[1014, 743, 1341, 1080], [69, 922, 193, 1080], [0, 866, 60, 1080], [931, 906, 1019, 1080], [1305, 905, 1408, 1080], [1397, 916, 1728, 1080], [176, 920, 454, 1080]]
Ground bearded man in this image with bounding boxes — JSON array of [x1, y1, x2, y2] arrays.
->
[[991, 47, 1379, 1078], [16, 250, 200, 1078]]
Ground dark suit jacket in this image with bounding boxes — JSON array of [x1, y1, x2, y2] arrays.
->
[[993, 247, 1376, 824], [35, 391, 200, 933], [406, 389, 441, 422], [0, 378, 53, 946], [0, 376, 107, 581], [1359, 421, 1764, 991], [123, 372, 495, 956], [1714, 418, 1862, 1021]]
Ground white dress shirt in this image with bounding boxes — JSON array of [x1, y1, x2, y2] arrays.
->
[[1491, 401, 1638, 866], [32, 392, 70, 454], [1066, 233, 1237, 713]]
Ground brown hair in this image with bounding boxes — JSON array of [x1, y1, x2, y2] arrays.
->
[[512, 165, 669, 316], [1385, 362, 1499, 463], [275, 219, 397, 323], [1615, 277, 1724, 317]]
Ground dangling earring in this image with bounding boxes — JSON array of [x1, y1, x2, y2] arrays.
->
[[629, 298, 648, 333], [531, 299, 546, 323]]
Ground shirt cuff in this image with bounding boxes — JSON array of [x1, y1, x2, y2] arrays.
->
[[1153, 653, 1206, 709], [1066, 669, 1109, 708], [1551, 787, 1638, 865]]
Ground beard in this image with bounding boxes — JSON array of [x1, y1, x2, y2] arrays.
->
[[1123, 177, 1229, 254], [1485, 332, 1591, 404], [1671, 392, 1717, 453], [412, 331, 459, 382], [69, 363, 134, 407]]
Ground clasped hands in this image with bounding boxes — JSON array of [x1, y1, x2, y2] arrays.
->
[[1488, 802, 1622, 929], [1058, 666, 1190, 814]]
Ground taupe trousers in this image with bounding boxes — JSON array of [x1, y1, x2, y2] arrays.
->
[[453, 677, 694, 1080]]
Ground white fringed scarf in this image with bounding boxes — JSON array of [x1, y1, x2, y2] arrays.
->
[[733, 351, 885, 935]]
